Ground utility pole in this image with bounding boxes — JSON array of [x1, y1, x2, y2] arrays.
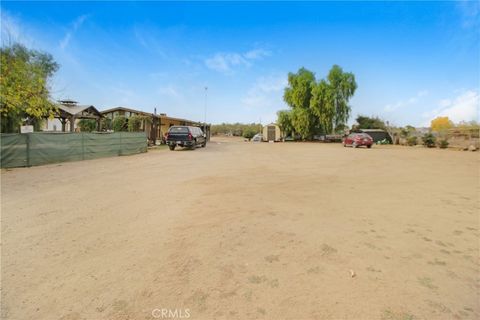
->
[[204, 86, 208, 138], [151, 107, 157, 145]]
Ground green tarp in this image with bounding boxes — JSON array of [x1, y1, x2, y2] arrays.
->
[[1, 132, 147, 168]]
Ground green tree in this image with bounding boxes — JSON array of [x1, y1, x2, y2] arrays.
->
[[112, 116, 127, 132], [282, 65, 357, 138], [284, 68, 316, 110], [400, 125, 416, 138], [354, 115, 386, 130], [277, 110, 294, 137], [291, 107, 314, 140], [0, 43, 59, 133], [242, 127, 256, 140], [283, 68, 319, 139], [326, 65, 357, 132], [100, 117, 112, 131], [210, 123, 261, 136], [78, 119, 97, 132], [310, 79, 335, 133], [127, 115, 143, 132]]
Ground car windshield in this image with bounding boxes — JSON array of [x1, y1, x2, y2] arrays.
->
[[169, 127, 189, 133]]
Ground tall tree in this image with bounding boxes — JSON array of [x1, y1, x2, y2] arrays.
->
[[0, 43, 59, 133], [281, 65, 357, 139], [326, 65, 357, 133], [283, 68, 316, 110], [291, 107, 314, 140], [282, 68, 319, 139], [310, 79, 335, 134]]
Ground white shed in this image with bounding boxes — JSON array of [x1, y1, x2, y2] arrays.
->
[[262, 123, 282, 142]]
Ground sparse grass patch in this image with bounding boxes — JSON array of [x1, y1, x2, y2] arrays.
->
[[418, 277, 437, 290], [248, 275, 266, 284], [427, 259, 446, 266], [320, 244, 337, 255], [381, 309, 416, 320]]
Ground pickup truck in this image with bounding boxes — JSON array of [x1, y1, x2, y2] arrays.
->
[[166, 126, 207, 150]]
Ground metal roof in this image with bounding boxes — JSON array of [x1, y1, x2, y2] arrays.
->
[[100, 106, 207, 125], [56, 104, 102, 117], [101, 106, 151, 116], [359, 129, 387, 132]]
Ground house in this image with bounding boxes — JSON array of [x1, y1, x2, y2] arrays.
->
[[43, 100, 103, 132], [101, 107, 210, 144], [262, 123, 282, 142]]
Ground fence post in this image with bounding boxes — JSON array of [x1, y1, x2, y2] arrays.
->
[[81, 132, 85, 160], [119, 132, 122, 156], [26, 133, 31, 167]]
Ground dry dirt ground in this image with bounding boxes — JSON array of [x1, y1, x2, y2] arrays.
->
[[1, 137, 479, 320]]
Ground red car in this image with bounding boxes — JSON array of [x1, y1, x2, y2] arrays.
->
[[343, 133, 373, 148]]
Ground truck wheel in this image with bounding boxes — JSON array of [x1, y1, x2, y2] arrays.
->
[[169, 145, 175, 151], [367, 145, 372, 148], [202, 142, 206, 147]]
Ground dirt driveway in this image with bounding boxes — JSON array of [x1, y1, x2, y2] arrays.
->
[[1, 137, 479, 320]]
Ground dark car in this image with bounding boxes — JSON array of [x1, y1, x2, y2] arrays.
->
[[343, 133, 373, 148], [166, 126, 207, 150]]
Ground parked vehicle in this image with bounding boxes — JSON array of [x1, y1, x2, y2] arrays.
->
[[252, 133, 263, 142], [166, 126, 206, 150], [343, 133, 373, 148]]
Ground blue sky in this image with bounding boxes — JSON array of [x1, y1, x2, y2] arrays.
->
[[1, 1, 479, 126]]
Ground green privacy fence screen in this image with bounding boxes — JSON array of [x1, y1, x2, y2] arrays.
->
[[1, 132, 147, 168]]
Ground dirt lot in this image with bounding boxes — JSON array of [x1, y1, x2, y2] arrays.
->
[[1, 137, 479, 320]]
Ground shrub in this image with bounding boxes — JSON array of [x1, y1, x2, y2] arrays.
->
[[438, 139, 449, 149], [242, 128, 257, 140], [112, 116, 127, 132], [422, 133, 436, 148], [78, 119, 97, 132], [400, 125, 416, 138], [127, 115, 143, 132], [100, 117, 112, 131], [406, 136, 417, 146]]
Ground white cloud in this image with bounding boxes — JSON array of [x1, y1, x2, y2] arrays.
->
[[244, 48, 271, 60], [422, 90, 479, 125], [384, 90, 429, 112], [205, 53, 249, 73], [242, 74, 287, 108], [59, 14, 89, 50], [204, 48, 271, 74]]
